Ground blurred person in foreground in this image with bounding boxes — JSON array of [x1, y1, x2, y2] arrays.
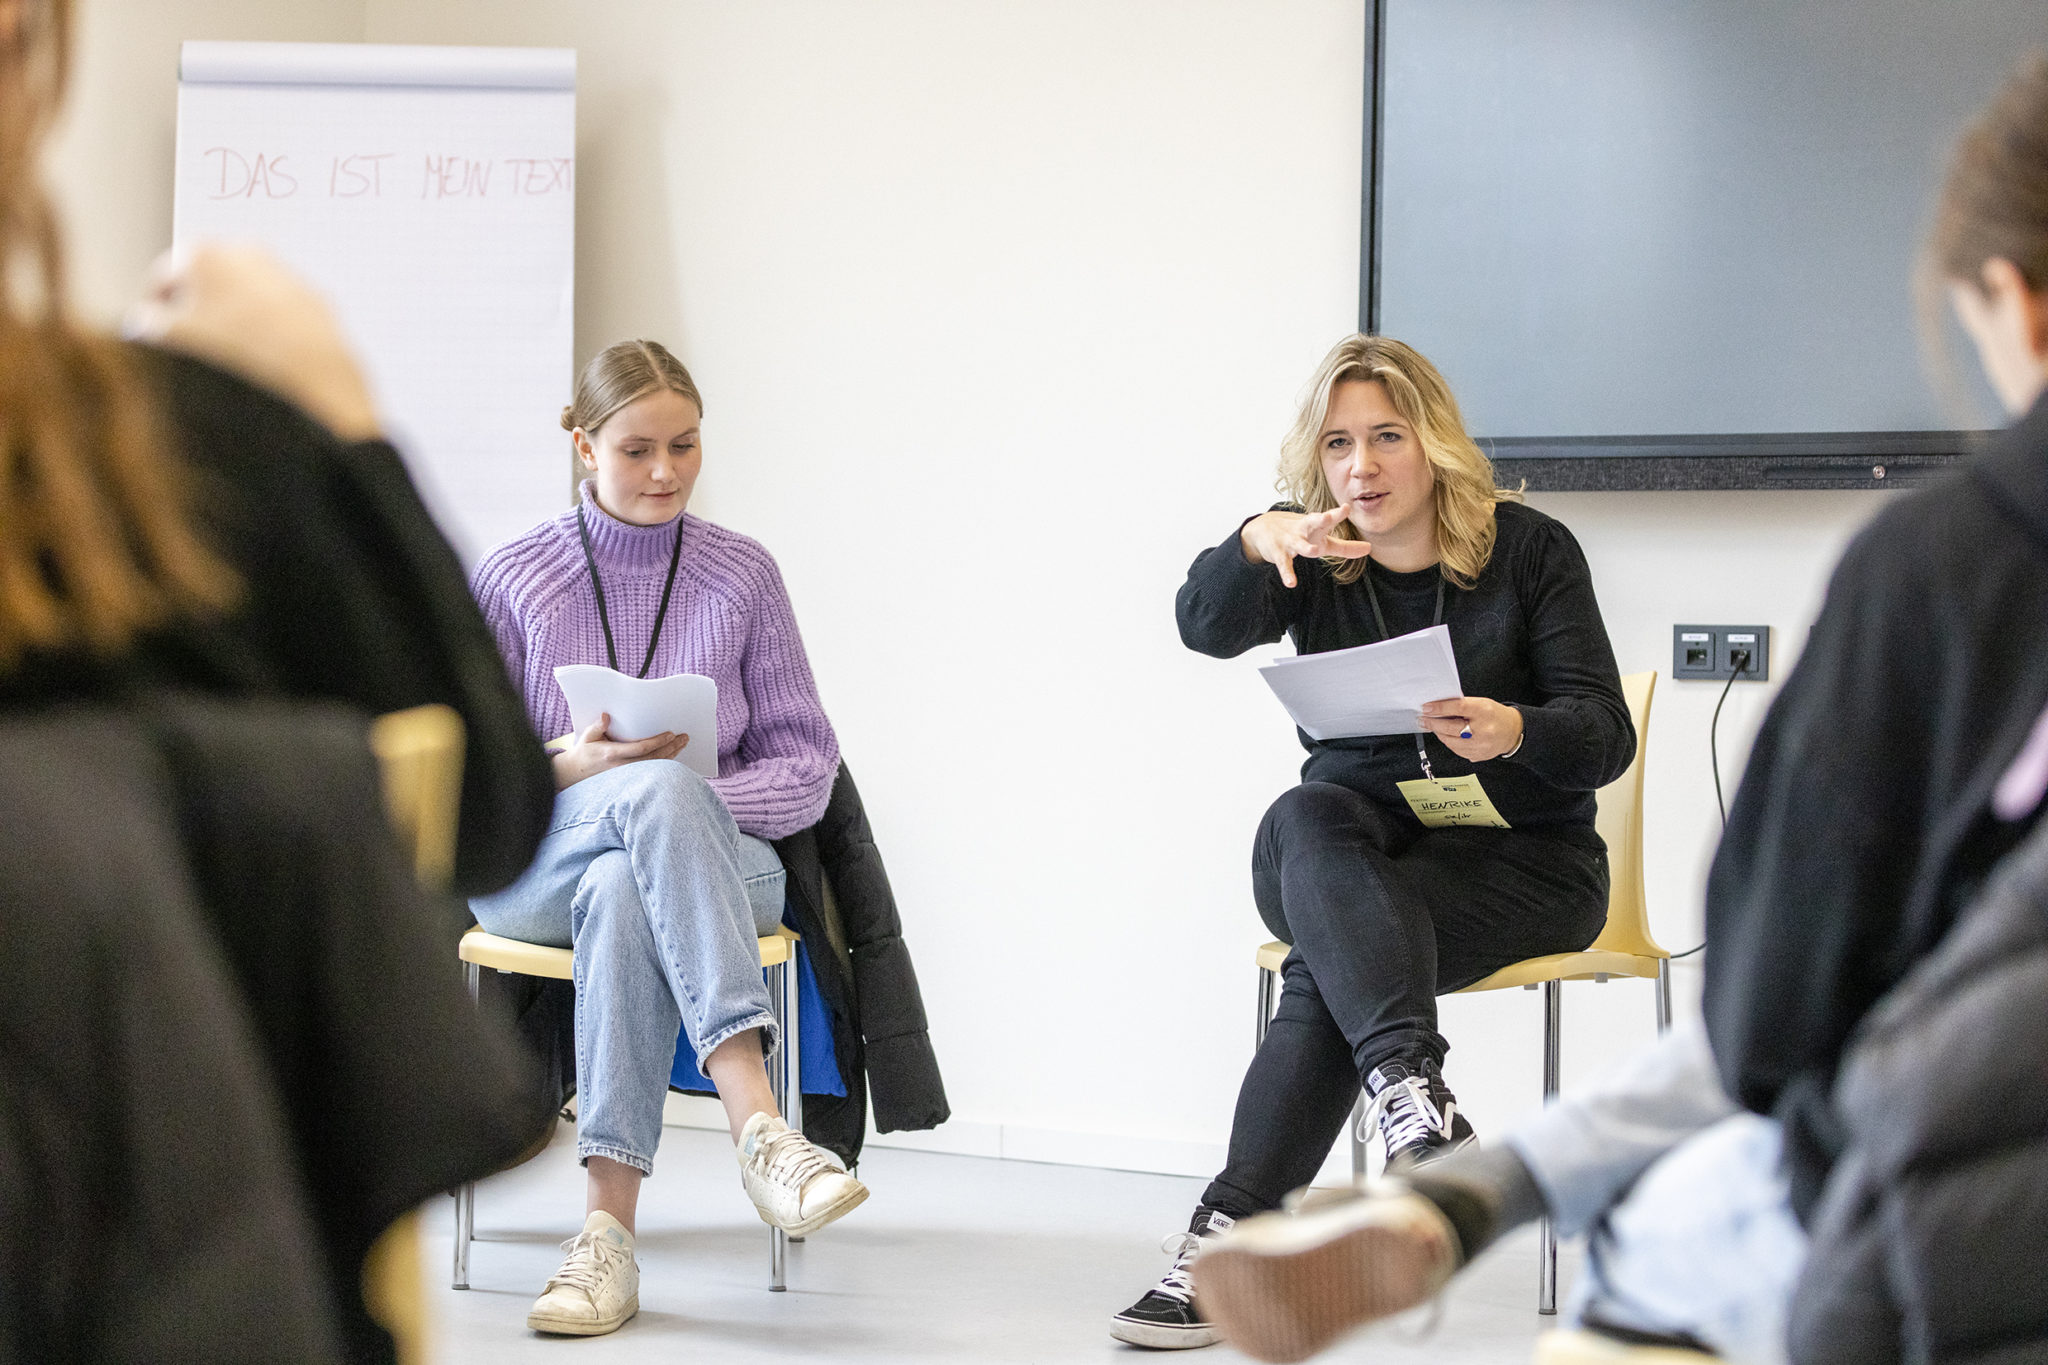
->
[[1190, 49, 2048, 1365], [1, 0, 550, 1358]]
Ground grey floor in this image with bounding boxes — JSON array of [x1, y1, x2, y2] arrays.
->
[[424, 1122, 1577, 1364]]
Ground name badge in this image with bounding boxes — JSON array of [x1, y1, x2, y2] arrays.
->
[[1395, 773, 1511, 829]]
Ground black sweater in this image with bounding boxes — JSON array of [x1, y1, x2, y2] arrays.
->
[[0, 348, 554, 898], [1176, 500, 1634, 834], [1704, 390, 2048, 1220]]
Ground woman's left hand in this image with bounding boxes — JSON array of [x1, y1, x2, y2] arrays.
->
[[1418, 696, 1524, 762]]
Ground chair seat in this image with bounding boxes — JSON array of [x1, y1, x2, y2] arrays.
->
[[1534, 1328, 1723, 1363], [459, 925, 795, 979], [1457, 949, 1664, 993], [1254, 940, 1663, 992]]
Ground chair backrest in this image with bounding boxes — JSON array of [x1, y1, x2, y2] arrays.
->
[[363, 703, 465, 1365], [1586, 671, 1664, 958], [367, 703, 465, 892]]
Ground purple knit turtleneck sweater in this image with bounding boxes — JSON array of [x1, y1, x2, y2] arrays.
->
[[471, 481, 838, 839]]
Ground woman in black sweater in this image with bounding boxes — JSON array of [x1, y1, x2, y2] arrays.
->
[[1111, 334, 1633, 1351]]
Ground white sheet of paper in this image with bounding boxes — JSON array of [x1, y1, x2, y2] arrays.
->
[[554, 665, 719, 779], [1256, 624, 1464, 741]]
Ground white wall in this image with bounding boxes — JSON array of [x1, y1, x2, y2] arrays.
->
[[364, 0, 1375, 1173], [57, 0, 1901, 1178]]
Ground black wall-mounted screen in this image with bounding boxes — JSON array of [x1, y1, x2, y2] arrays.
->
[[1368, 0, 2046, 489]]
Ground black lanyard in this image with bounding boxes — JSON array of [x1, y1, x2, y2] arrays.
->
[[576, 506, 685, 679], [1360, 564, 1446, 779]]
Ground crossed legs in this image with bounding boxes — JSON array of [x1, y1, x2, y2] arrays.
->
[[473, 761, 791, 1250]]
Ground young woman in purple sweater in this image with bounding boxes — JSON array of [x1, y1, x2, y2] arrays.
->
[[470, 340, 867, 1337]]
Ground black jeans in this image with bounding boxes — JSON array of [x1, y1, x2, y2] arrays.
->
[[1201, 782, 1608, 1218]]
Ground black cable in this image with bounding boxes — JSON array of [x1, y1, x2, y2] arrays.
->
[[1709, 650, 1750, 826], [1670, 648, 1753, 962]]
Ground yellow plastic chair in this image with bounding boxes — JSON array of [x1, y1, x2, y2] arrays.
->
[[369, 703, 466, 888], [1534, 1328, 1721, 1363], [452, 924, 806, 1292], [1255, 672, 1667, 1314], [360, 702, 469, 1365]]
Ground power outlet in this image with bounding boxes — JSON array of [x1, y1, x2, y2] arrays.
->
[[1672, 624, 1770, 681]]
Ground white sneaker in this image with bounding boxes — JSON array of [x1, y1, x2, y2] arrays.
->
[[736, 1112, 869, 1236], [525, 1210, 639, 1337]]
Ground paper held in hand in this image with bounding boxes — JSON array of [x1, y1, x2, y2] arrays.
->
[[554, 665, 719, 779], [1256, 624, 1464, 741]]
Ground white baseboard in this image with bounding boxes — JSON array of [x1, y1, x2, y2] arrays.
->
[[659, 1093, 1229, 1178], [989, 1125, 1225, 1178]]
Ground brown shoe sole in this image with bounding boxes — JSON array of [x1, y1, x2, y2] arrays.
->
[[1191, 1202, 1454, 1363]]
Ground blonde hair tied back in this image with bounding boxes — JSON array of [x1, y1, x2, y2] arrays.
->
[[1277, 334, 1518, 589], [563, 339, 704, 437]]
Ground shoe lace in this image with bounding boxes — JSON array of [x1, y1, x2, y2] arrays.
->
[[1358, 1073, 1455, 1156], [753, 1126, 838, 1190], [544, 1229, 627, 1297], [1151, 1232, 1204, 1305]]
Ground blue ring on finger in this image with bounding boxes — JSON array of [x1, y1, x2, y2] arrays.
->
[[1459, 726, 1473, 740]]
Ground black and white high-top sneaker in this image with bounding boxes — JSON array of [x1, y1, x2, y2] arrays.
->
[[1109, 1208, 1237, 1349], [1363, 1058, 1477, 1170]]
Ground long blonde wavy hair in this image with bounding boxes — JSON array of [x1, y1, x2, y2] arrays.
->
[[1277, 334, 1518, 588], [0, 0, 235, 667]]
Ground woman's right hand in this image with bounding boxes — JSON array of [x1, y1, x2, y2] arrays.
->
[[551, 713, 691, 790], [124, 243, 383, 443], [1239, 506, 1375, 588]]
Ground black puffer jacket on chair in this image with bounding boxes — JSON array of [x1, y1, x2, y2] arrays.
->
[[772, 761, 950, 1167], [1790, 813, 2048, 1365]]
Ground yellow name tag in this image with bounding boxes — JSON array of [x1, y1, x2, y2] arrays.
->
[[1396, 773, 1512, 829]]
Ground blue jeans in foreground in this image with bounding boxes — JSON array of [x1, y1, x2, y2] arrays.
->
[[470, 759, 786, 1175], [1506, 1021, 1809, 1365]]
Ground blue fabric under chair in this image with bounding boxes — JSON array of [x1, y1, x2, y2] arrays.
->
[[668, 935, 845, 1097]]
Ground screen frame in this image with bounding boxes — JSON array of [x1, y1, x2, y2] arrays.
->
[[1357, 0, 1979, 492]]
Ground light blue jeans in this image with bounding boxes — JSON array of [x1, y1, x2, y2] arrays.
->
[[1506, 1021, 1809, 1365], [471, 759, 786, 1174]]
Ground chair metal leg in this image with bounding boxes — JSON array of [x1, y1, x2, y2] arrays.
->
[[1542, 979, 1562, 1100], [1256, 964, 1275, 1050], [784, 948, 803, 1149], [1655, 957, 1673, 1034], [1350, 1092, 1368, 1181], [455, 961, 481, 1290], [1538, 979, 1562, 1315], [783, 945, 804, 1246], [768, 958, 788, 1292]]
